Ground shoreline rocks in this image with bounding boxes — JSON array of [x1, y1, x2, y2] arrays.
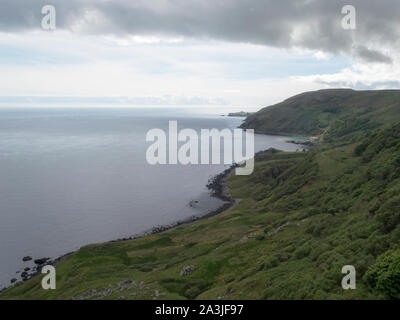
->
[[34, 257, 50, 265], [8, 256, 57, 286], [206, 164, 237, 203]]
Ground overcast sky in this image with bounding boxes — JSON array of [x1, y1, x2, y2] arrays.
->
[[0, 0, 399, 107]]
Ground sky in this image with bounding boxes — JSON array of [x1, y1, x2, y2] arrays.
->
[[0, 0, 399, 108]]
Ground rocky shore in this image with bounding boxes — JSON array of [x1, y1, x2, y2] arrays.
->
[[285, 136, 319, 148], [123, 163, 238, 237], [1, 252, 76, 292]]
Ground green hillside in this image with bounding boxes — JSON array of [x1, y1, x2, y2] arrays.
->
[[1, 90, 400, 300], [241, 89, 400, 145]]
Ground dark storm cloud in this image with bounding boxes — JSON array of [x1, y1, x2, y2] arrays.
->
[[0, 0, 399, 63], [354, 45, 393, 64]]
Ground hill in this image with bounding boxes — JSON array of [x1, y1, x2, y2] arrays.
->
[[241, 89, 400, 145]]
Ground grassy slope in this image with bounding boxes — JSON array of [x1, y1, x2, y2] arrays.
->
[[2, 90, 400, 300], [241, 89, 400, 145], [2, 128, 400, 300]]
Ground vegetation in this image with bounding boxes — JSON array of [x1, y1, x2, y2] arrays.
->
[[365, 249, 400, 298], [241, 89, 400, 146], [1, 89, 400, 300]]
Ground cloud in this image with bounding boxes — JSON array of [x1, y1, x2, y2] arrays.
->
[[0, 37, 326, 106], [0, 95, 229, 106], [0, 0, 399, 64], [293, 59, 400, 90], [354, 45, 392, 64]]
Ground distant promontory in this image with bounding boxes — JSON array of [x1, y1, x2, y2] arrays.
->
[[227, 111, 254, 117]]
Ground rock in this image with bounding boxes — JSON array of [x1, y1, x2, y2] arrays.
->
[[10, 278, 17, 283], [115, 279, 136, 291], [180, 265, 196, 276], [24, 267, 30, 272], [189, 200, 200, 207], [22, 256, 32, 262], [34, 257, 50, 265], [74, 288, 102, 300], [151, 290, 166, 298], [100, 288, 112, 297], [34, 265, 43, 273], [225, 277, 235, 284]]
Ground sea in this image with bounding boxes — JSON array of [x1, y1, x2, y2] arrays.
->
[[0, 106, 302, 288]]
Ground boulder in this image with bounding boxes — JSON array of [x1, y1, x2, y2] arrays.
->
[[34, 257, 50, 265], [180, 265, 196, 276]]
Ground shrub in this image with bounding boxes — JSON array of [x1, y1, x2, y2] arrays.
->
[[376, 196, 400, 233], [365, 249, 400, 298], [354, 142, 368, 156]]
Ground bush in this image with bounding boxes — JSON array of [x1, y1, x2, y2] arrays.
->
[[265, 255, 280, 268], [295, 243, 312, 259], [354, 142, 368, 156], [376, 196, 400, 233], [365, 249, 400, 298]]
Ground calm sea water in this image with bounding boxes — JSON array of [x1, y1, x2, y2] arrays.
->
[[0, 107, 301, 288]]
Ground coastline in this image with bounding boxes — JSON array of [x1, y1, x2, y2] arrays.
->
[[112, 164, 238, 238], [240, 126, 316, 148], [2, 164, 239, 291], [0, 120, 313, 292], [2, 129, 310, 291]]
